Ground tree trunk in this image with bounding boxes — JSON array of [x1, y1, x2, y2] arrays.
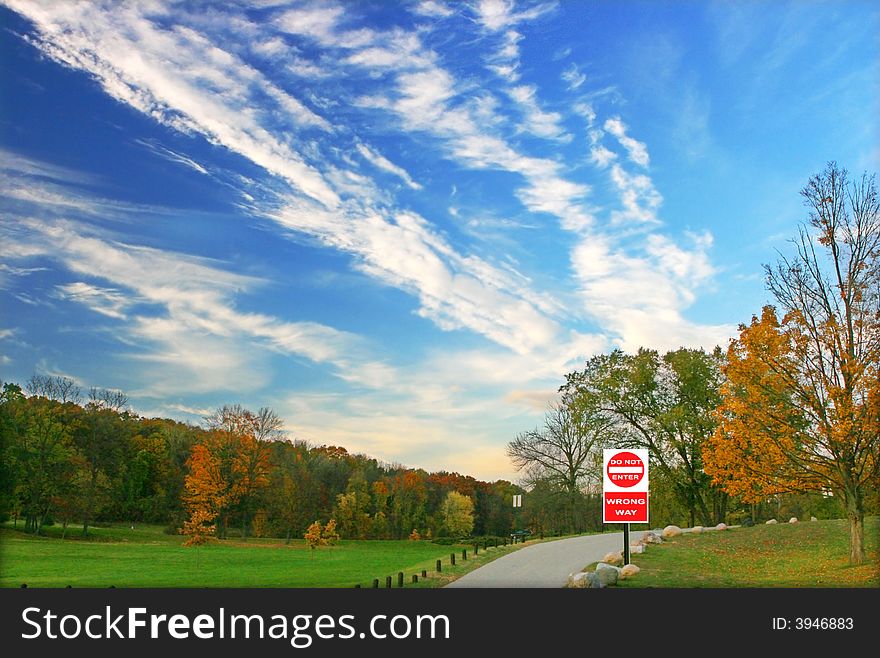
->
[[83, 468, 98, 537], [844, 486, 865, 565], [285, 528, 291, 545]]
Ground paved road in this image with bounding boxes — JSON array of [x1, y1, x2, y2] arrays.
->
[[445, 531, 648, 588]]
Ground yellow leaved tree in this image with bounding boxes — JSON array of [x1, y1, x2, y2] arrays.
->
[[704, 163, 879, 565]]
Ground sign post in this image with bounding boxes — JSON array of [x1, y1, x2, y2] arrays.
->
[[512, 494, 522, 543], [603, 449, 649, 565]]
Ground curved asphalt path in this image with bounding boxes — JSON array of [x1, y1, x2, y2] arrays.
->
[[445, 530, 648, 588]]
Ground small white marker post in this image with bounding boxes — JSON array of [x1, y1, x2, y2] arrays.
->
[[512, 494, 522, 543]]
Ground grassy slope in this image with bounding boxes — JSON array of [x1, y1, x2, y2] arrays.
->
[[617, 517, 879, 588], [0, 523, 472, 588]]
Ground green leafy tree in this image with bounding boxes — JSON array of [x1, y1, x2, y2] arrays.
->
[[8, 397, 78, 534], [563, 347, 728, 526]]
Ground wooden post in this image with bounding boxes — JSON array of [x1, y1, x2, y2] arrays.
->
[[474, 543, 479, 554], [421, 569, 427, 578], [450, 552, 456, 566], [372, 578, 379, 588], [398, 572, 404, 588], [385, 576, 392, 588], [412, 574, 418, 583], [436, 559, 442, 572], [354, 584, 361, 588], [462, 549, 467, 560]]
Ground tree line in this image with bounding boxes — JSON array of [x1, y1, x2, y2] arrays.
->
[[0, 382, 522, 542]]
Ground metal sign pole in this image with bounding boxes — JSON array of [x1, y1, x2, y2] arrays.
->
[[623, 523, 630, 565]]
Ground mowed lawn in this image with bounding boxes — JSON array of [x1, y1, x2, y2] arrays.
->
[[0, 524, 467, 588], [618, 517, 879, 588]]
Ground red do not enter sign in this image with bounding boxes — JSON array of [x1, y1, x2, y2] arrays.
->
[[605, 451, 644, 488]]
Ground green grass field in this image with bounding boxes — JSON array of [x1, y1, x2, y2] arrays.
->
[[616, 517, 879, 588], [0, 523, 478, 588]]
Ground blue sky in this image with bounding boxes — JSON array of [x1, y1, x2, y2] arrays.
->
[[1, 0, 877, 480]]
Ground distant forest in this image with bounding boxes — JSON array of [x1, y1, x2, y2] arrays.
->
[[1, 375, 542, 541]]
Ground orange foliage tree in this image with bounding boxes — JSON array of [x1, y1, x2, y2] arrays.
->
[[322, 519, 339, 546], [704, 163, 880, 565], [304, 520, 324, 550], [181, 442, 226, 547], [200, 405, 275, 540], [182, 405, 275, 541]]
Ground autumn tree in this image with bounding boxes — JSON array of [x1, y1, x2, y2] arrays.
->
[[202, 405, 274, 539], [182, 441, 228, 543], [304, 520, 324, 550], [322, 519, 339, 546], [704, 163, 879, 565], [440, 490, 475, 537], [389, 470, 428, 538], [181, 506, 217, 547]]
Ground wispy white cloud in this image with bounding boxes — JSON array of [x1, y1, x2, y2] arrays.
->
[[55, 282, 131, 320], [571, 233, 732, 352], [586, 123, 661, 226], [590, 144, 617, 168], [355, 142, 422, 190], [507, 84, 568, 140], [561, 63, 586, 90], [1, 152, 177, 221], [9, 0, 340, 208], [357, 68, 591, 228], [134, 139, 209, 175], [608, 163, 662, 225], [412, 1, 454, 18], [604, 117, 650, 167], [474, 0, 556, 32], [270, 197, 562, 355], [3, 216, 393, 395]]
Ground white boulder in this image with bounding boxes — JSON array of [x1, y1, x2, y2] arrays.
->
[[643, 532, 663, 544], [568, 572, 592, 588], [715, 523, 728, 531], [662, 525, 683, 538], [620, 564, 641, 579], [631, 544, 645, 554], [765, 519, 778, 525], [811, 516, 818, 522], [595, 562, 622, 574], [594, 564, 619, 587], [601, 551, 624, 566], [691, 525, 704, 533], [789, 517, 799, 524]]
